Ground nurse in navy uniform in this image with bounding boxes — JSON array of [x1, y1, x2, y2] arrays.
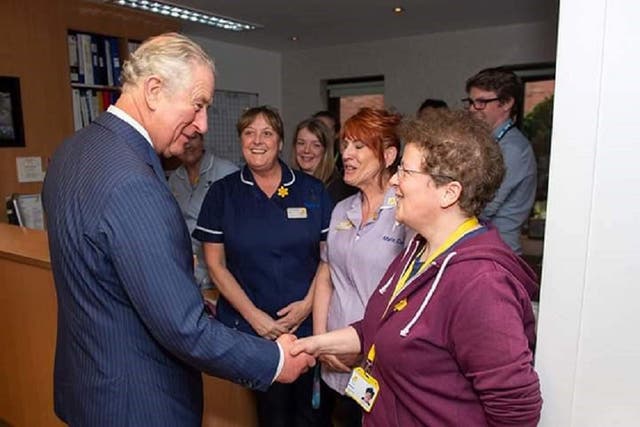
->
[[194, 106, 333, 427]]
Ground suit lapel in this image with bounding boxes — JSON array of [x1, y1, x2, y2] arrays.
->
[[95, 112, 167, 183]]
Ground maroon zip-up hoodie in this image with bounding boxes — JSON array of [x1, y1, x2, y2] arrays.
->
[[353, 227, 542, 426]]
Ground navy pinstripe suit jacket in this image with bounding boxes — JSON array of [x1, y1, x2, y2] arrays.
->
[[43, 113, 279, 426]]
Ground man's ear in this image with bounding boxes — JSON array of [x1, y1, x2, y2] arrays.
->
[[500, 97, 515, 113], [143, 75, 164, 111], [440, 181, 462, 209], [384, 146, 398, 168]]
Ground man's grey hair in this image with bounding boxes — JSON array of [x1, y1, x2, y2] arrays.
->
[[120, 32, 215, 93]]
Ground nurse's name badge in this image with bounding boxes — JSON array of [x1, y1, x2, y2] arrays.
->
[[287, 207, 308, 219], [336, 220, 354, 230]]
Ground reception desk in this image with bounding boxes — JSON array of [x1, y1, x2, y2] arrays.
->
[[0, 223, 256, 426]]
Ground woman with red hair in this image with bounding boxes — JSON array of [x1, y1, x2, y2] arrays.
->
[[313, 108, 409, 425]]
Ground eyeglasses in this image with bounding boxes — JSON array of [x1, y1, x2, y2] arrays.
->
[[461, 97, 500, 110], [396, 165, 429, 179], [396, 165, 455, 182]]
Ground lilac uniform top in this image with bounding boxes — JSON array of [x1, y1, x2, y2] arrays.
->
[[321, 187, 408, 394]]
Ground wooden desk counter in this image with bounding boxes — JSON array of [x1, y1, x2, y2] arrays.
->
[[0, 222, 50, 268], [0, 223, 256, 427]]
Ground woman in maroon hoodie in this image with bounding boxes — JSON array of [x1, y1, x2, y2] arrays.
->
[[293, 109, 542, 426]]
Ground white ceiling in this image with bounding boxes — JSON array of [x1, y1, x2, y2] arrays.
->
[[165, 0, 559, 52]]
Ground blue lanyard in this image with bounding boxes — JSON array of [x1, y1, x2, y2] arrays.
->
[[494, 119, 514, 142]]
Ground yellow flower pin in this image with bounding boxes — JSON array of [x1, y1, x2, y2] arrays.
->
[[277, 185, 289, 198]]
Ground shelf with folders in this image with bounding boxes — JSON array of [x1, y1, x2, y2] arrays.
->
[[68, 30, 122, 88], [67, 30, 124, 130], [70, 88, 120, 131]]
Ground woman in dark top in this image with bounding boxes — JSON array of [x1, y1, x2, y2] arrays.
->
[[195, 106, 333, 427], [291, 117, 357, 203]]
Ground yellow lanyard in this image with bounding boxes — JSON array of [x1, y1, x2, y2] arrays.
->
[[365, 344, 377, 371], [368, 217, 480, 366], [390, 217, 479, 301]]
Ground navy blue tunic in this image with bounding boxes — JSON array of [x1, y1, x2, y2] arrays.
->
[[194, 160, 332, 337]]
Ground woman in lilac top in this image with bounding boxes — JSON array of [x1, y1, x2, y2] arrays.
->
[[295, 110, 542, 426], [312, 108, 408, 426]]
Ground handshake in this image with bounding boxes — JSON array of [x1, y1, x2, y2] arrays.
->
[[274, 328, 358, 383], [274, 334, 317, 383]]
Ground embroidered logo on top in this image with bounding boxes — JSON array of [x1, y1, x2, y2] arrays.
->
[[277, 185, 289, 198], [382, 235, 404, 245], [387, 196, 397, 206]]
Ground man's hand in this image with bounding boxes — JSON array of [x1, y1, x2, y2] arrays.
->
[[275, 334, 316, 383]]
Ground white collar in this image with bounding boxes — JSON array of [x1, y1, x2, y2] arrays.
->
[[107, 105, 153, 148], [240, 161, 296, 187]]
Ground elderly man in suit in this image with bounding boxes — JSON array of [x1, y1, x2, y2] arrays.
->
[[42, 32, 314, 426]]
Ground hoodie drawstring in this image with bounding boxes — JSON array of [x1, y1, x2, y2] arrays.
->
[[379, 238, 422, 295], [400, 251, 457, 337]]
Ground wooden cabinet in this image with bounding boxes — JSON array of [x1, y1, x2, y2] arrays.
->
[[0, 0, 178, 222], [0, 223, 256, 426]]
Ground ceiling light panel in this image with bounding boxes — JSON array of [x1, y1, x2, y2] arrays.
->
[[111, 0, 261, 31]]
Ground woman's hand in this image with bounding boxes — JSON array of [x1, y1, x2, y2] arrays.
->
[[319, 354, 352, 373], [276, 299, 312, 334], [290, 327, 362, 360], [337, 353, 362, 368], [248, 309, 289, 340], [291, 335, 323, 357]]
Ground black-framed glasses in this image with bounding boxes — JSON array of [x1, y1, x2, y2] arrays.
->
[[461, 97, 500, 110]]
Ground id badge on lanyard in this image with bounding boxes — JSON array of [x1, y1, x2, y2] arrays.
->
[[345, 345, 380, 412], [345, 217, 481, 413]]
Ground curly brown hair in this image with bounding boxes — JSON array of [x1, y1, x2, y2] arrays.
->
[[397, 110, 505, 216]]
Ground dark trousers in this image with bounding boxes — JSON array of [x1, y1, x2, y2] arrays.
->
[[255, 368, 331, 427], [320, 379, 363, 427]]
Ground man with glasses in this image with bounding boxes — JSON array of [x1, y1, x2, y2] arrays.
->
[[462, 67, 537, 254]]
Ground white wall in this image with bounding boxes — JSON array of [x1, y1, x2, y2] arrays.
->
[[188, 8, 640, 424], [281, 20, 557, 141], [535, 0, 640, 425], [190, 8, 640, 423], [188, 21, 557, 150], [189, 35, 282, 109]]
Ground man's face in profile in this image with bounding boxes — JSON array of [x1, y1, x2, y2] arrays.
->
[[152, 64, 214, 158]]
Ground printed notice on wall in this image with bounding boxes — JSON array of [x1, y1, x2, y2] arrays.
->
[[16, 194, 45, 230], [16, 156, 45, 183]]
